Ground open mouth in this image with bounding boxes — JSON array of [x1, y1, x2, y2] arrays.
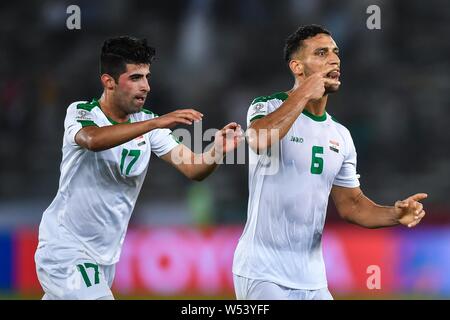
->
[[327, 70, 340, 80], [135, 96, 146, 103]]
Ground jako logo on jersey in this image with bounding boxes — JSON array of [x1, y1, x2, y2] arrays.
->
[[329, 140, 340, 153], [290, 136, 304, 143]]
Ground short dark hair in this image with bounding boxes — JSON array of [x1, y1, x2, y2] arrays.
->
[[100, 36, 156, 82], [283, 25, 331, 63]]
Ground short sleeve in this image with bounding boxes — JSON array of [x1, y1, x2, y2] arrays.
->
[[333, 132, 360, 188], [65, 102, 98, 146], [146, 113, 180, 157], [247, 101, 269, 127]]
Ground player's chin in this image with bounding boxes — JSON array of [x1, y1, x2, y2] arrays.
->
[[325, 84, 340, 94], [129, 99, 144, 113]]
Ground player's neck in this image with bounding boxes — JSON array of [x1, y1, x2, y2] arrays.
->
[[304, 97, 327, 117], [290, 82, 328, 117], [98, 93, 130, 123]]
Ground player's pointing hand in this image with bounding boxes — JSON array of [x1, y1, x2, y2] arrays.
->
[[295, 65, 341, 101], [154, 109, 203, 128], [214, 122, 245, 157], [396, 193, 428, 228]]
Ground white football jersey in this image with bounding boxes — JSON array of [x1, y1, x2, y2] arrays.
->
[[233, 92, 360, 289], [37, 99, 179, 265]]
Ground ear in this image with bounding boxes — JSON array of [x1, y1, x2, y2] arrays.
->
[[288, 59, 304, 77], [101, 74, 116, 91]]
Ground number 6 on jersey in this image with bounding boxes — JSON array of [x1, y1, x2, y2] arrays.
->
[[310, 146, 324, 174]]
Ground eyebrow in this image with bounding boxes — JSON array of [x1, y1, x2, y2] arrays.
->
[[315, 47, 339, 52], [129, 72, 151, 78]]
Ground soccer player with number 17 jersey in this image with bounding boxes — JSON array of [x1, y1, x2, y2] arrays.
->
[[35, 36, 243, 300]]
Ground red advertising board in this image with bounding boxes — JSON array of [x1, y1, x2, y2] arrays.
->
[[114, 226, 242, 295], [12, 225, 427, 297]]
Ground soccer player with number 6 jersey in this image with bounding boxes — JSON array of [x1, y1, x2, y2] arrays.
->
[[232, 25, 428, 300]]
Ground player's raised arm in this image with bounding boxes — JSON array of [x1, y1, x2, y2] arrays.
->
[[331, 186, 428, 229], [75, 109, 202, 152], [247, 65, 340, 154]]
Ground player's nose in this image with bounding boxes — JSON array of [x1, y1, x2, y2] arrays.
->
[[142, 79, 150, 92], [329, 54, 340, 67]]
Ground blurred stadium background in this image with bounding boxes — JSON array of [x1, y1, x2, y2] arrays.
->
[[1, 0, 449, 299]]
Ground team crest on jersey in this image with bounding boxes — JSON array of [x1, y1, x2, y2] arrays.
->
[[329, 140, 340, 153]]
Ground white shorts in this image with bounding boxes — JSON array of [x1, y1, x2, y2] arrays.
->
[[233, 275, 333, 300], [35, 244, 115, 300]]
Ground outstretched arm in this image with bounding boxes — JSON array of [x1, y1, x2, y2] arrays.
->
[[75, 109, 203, 152], [331, 185, 427, 229], [160, 122, 244, 181]]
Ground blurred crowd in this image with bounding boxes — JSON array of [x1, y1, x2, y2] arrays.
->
[[1, 0, 449, 225]]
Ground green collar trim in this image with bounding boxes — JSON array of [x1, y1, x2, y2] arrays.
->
[[92, 98, 131, 125], [252, 92, 327, 122], [302, 109, 327, 122], [277, 91, 326, 122], [251, 91, 289, 104], [272, 92, 289, 101]]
